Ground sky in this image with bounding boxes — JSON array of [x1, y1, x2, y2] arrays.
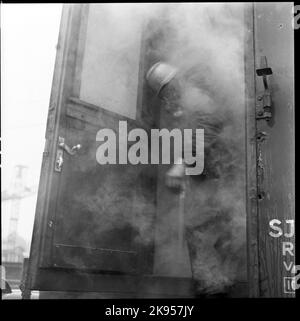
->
[[1, 4, 62, 251]]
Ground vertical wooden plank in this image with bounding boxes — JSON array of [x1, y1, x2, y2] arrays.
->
[[244, 3, 260, 298], [254, 2, 295, 297]]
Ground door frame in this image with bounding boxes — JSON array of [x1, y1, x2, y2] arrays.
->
[[25, 3, 261, 297], [244, 2, 260, 298]]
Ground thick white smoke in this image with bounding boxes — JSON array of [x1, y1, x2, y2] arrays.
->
[[77, 3, 247, 286]]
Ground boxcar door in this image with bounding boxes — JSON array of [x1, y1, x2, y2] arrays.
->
[[27, 4, 157, 294]]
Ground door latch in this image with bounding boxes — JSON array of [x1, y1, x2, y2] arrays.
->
[[256, 56, 273, 121], [54, 136, 81, 172]]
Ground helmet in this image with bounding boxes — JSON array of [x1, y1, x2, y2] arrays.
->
[[146, 62, 178, 96]]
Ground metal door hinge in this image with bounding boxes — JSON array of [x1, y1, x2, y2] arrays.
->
[[256, 56, 273, 121]]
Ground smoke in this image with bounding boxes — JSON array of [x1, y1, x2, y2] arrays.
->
[[68, 3, 248, 290], [87, 3, 245, 113], [141, 3, 246, 287], [70, 164, 156, 245]]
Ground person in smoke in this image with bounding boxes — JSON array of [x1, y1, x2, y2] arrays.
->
[[146, 62, 244, 297]]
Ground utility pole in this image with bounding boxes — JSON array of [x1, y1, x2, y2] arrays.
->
[[6, 165, 28, 262]]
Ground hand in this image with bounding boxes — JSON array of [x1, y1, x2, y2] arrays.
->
[[165, 161, 186, 190]]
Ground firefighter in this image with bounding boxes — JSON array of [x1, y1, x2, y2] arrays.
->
[[146, 62, 243, 297]]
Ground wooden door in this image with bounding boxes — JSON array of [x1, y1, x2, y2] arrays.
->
[[27, 4, 157, 293]]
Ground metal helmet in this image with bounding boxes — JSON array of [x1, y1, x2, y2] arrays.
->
[[146, 62, 178, 96]]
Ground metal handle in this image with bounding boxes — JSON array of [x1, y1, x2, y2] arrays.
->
[[54, 137, 81, 172], [59, 141, 81, 155], [55, 151, 64, 172]]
